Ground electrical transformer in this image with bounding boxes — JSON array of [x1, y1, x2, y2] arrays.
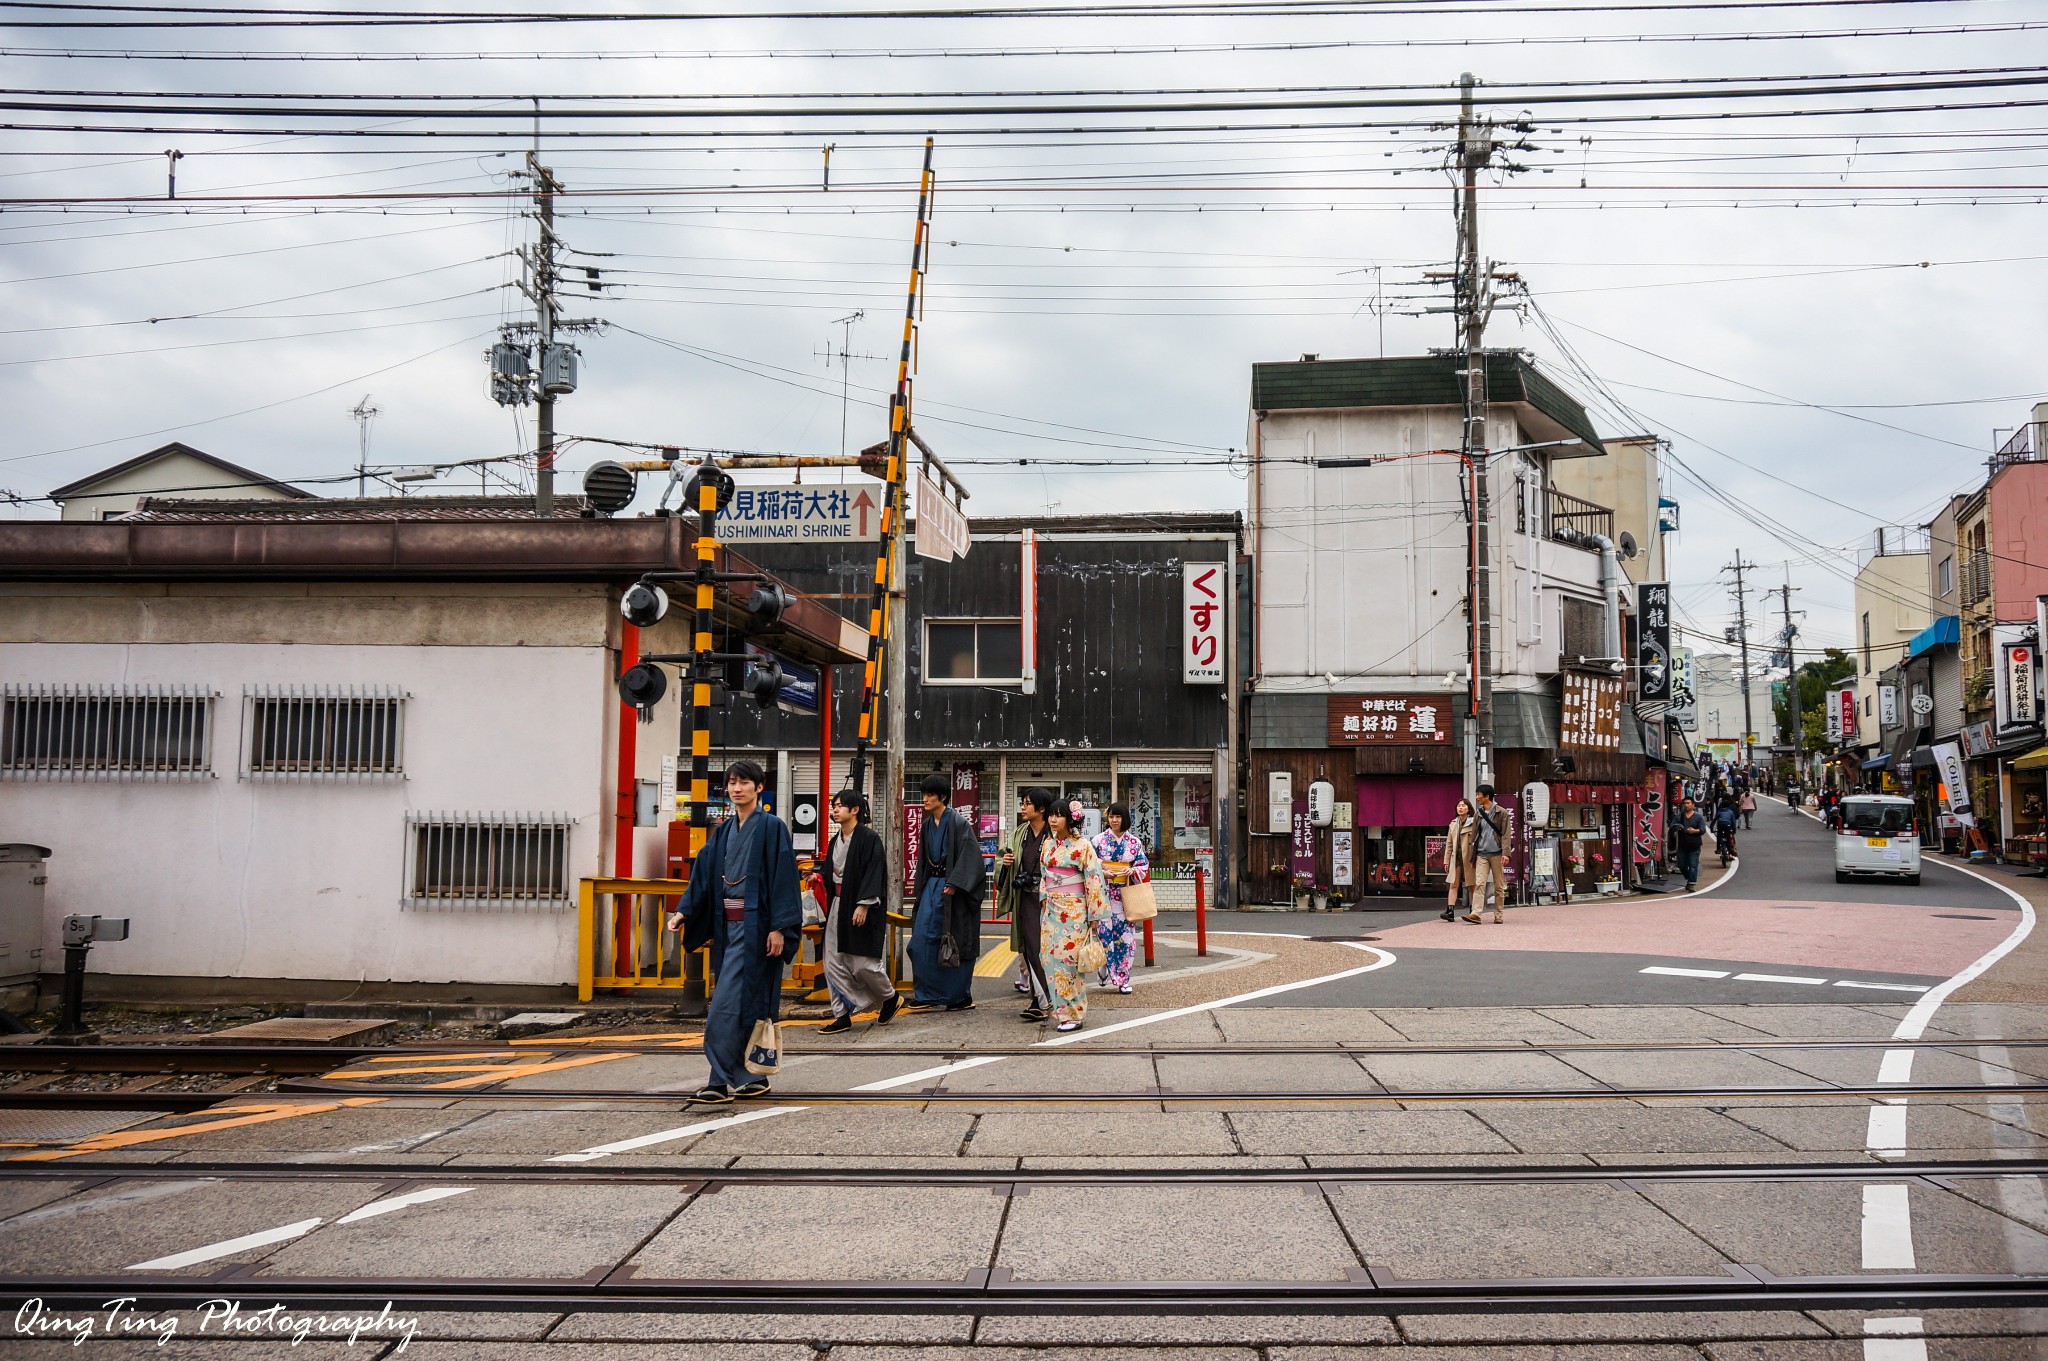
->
[[541, 343, 580, 396]]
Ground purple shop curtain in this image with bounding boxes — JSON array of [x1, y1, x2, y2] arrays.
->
[[1354, 775, 1465, 828]]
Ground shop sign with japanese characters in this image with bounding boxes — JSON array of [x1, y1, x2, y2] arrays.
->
[[716, 483, 881, 542], [1182, 562, 1225, 683], [1326, 694, 1451, 745], [1559, 672, 1625, 751]]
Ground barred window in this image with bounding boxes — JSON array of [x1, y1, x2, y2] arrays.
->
[[1, 684, 215, 780], [404, 811, 575, 910], [241, 686, 405, 780]]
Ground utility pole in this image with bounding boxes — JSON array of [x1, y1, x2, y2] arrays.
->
[[530, 150, 561, 516], [350, 394, 378, 497], [1766, 567, 1802, 775], [1722, 552, 1756, 763], [1454, 73, 1492, 794]]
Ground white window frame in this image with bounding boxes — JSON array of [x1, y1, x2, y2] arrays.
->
[[240, 685, 408, 782], [922, 617, 1025, 687], [402, 810, 577, 911], [0, 683, 217, 781]]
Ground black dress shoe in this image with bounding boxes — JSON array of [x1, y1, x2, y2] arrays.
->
[[878, 993, 901, 1024], [819, 1015, 853, 1035]]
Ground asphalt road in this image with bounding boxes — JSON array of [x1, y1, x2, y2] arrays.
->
[[1200, 804, 2022, 1008]]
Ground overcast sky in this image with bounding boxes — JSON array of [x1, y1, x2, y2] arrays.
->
[[3, 0, 2042, 660]]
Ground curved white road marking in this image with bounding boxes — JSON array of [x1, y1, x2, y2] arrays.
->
[[1683, 854, 1741, 899]]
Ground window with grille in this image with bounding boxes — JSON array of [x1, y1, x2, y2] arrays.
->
[[923, 618, 1024, 684], [404, 811, 575, 910], [1, 684, 215, 780], [241, 686, 405, 780]]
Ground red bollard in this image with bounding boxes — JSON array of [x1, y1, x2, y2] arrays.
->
[[1195, 867, 1208, 957], [1142, 916, 1155, 968]]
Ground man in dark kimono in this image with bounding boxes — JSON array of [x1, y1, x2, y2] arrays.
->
[[675, 759, 803, 1103], [818, 789, 898, 1034], [906, 772, 986, 1011]]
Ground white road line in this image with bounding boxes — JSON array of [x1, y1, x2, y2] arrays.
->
[[1032, 942, 1398, 1048], [334, 1186, 472, 1224], [1834, 980, 1931, 993], [1863, 1316, 1929, 1361], [1860, 1184, 1917, 1269], [1642, 966, 1729, 979], [1877, 1049, 1915, 1084], [1684, 854, 1741, 899], [1892, 857, 2038, 1041], [1640, 966, 1930, 992], [1733, 972, 1827, 985], [546, 1105, 804, 1163], [128, 1216, 324, 1272], [1865, 1102, 1908, 1159], [850, 1056, 1005, 1091]]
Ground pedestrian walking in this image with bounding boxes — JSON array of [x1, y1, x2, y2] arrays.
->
[[905, 773, 987, 1014], [1674, 796, 1707, 891], [1714, 797, 1739, 864], [817, 790, 899, 1035], [1739, 786, 1757, 830], [997, 788, 1056, 1021], [1039, 798, 1112, 1032], [673, 759, 803, 1104], [1443, 796, 1478, 923], [1091, 802, 1150, 994], [1466, 785, 1510, 924]]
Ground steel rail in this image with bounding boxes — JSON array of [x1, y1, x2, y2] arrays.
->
[[269, 1078, 2048, 1104], [3, 1269, 2043, 1317], [1, 1156, 2038, 1188]]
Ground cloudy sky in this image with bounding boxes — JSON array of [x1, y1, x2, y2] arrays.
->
[[3, 0, 2043, 661]]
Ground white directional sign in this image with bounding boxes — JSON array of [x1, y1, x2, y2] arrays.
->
[[715, 483, 882, 543], [914, 471, 969, 561]]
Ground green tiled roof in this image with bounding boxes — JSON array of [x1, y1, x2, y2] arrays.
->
[[1250, 353, 1602, 450]]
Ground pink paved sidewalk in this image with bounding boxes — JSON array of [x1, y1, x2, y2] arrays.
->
[[1368, 894, 2013, 977]]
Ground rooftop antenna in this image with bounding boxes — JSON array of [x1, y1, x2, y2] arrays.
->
[[817, 310, 880, 460], [350, 394, 380, 496]]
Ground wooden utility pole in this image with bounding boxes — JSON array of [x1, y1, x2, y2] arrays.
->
[[1724, 552, 1756, 761], [1455, 72, 1494, 792]]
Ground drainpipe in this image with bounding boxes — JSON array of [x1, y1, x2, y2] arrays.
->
[[1591, 534, 1622, 664]]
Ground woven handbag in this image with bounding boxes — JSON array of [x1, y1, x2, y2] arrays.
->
[[1118, 879, 1160, 922], [1076, 933, 1108, 975]]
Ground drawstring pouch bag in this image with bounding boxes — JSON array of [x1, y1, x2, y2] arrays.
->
[[744, 1019, 782, 1075], [1076, 933, 1108, 975]]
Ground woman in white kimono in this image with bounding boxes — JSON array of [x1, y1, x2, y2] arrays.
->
[[1038, 799, 1111, 1033]]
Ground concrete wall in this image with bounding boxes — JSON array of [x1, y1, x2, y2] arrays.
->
[[1251, 405, 1606, 697], [56, 449, 300, 521], [0, 581, 668, 987], [1852, 552, 1934, 749], [1991, 461, 2048, 624], [1552, 434, 1666, 584]]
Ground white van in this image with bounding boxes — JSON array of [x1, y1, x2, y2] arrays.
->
[[1833, 794, 1922, 886]]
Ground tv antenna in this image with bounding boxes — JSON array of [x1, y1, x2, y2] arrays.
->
[[350, 394, 380, 496]]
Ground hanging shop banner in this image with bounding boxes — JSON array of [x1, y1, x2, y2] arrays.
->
[[951, 762, 982, 827], [1839, 686, 1859, 743], [1996, 627, 2041, 733], [1327, 694, 1451, 745], [1182, 561, 1226, 684], [1637, 582, 1672, 702], [914, 470, 969, 562], [1669, 647, 1698, 732], [1961, 720, 1996, 758], [1633, 772, 1665, 865], [1020, 528, 1038, 696], [1290, 798, 1315, 884], [716, 483, 881, 542], [1175, 776, 1214, 849], [1560, 672, 1625, 752], [1124, 776, 1163, 856], [1931, 741, 1975, 827], [901, 804, 924, 892], [1332, 830, 1355, 887], [1878, 684, 1899, 730]]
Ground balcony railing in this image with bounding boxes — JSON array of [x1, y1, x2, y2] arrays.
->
[[1862, 525, 1930, 567], [1961, 547, 1993, 608], [1547, 488, 1615, 547]]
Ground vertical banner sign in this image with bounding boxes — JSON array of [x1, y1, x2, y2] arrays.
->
[[1290, 798, 1315, 885], [902, 804, 924, 892], [1606, 800, 1627, 883], [1839, 687, 1858, 743], [1637, 582, 1672, 702], [913, 470, 969, 562], [1019, 528, 1038, 696], [1331, 829, 1354, 887], [1826, 689, 1842, 742], [1931, 741, 1974, 827], [951, 762, 982, 827], [1879, 684, 1899, 729], [1998, 637, 2039, 733], [1669, 647, 1698, 732], [1182, 561, 1225, 684], [1633, 772, 1664, 865], [1125, 776, 1163, 857]]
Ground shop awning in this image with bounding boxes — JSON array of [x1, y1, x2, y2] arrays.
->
[[2010, 744, 2048, 771], [1906, 615, 1960, 661], [1860, 754, 1891, 770]]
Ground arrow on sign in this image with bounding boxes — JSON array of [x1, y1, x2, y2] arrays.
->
[[853, 489, 875, 537]]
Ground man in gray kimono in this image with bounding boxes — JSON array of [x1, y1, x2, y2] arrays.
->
[[675, 758, 804, 1103]]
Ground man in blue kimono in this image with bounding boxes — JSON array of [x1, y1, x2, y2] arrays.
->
[[674, 758, 803, 1103], [906, 772, 987, 1012]]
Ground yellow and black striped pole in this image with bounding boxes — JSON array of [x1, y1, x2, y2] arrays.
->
[[684, 460, 721, 863], [849, 138, 935, 801]]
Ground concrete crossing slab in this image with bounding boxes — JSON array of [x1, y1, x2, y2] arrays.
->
[[1358, 1050, 1596, 1093], [1724, 1101, 2045, 1152], [1155, 1051, 1375, 1095], [1228, 1108, 1517, 1155], [690, 1109, 975, 1156], [1472, 1104, 1794, 1155], [996, 1182, 1359, 1281], [1528, 1005, 1780, 1041], [1367, 1007, 1600, 1043], [631, 1183, 1004, 1282], [0, 1176, 389, 1275], [967, 1109, 1238, 1156], [412, 1109, 727, 1155]]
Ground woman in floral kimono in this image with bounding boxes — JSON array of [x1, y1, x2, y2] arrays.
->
[[1039, 799, 1112, 1032], [1090, 801, 1151, 995]]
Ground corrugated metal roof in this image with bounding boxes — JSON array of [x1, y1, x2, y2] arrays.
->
[[124, 494, 591, 522], [1249, 352, 1602, 451]]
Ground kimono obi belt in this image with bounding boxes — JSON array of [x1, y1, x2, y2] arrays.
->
[[1042, 865, 1084, 899]]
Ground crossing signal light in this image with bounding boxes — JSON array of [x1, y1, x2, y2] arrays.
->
[[748, 583, 794, 628], [621, 582, 669, 628], [618, 661, 668, 712], [743, 658, 785, 709]]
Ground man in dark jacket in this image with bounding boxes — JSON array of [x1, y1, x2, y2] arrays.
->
[[907, 772, 987, 1011], [1673, 796, 1707, 892], [818, 789, 898, 1035], [675, 759, 804, 1103]]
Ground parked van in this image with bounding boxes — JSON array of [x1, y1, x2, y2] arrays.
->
[[1833, 794, 1921, 886]]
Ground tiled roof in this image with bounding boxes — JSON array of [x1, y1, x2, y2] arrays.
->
[[124, 495, 592, 522], [1250, 352, 1603, 450]]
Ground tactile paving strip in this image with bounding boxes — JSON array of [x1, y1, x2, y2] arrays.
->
[[0, 1108, 164, 1145]]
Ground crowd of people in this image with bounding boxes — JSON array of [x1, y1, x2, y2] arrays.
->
[[673, 761, 1157, 1102]]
